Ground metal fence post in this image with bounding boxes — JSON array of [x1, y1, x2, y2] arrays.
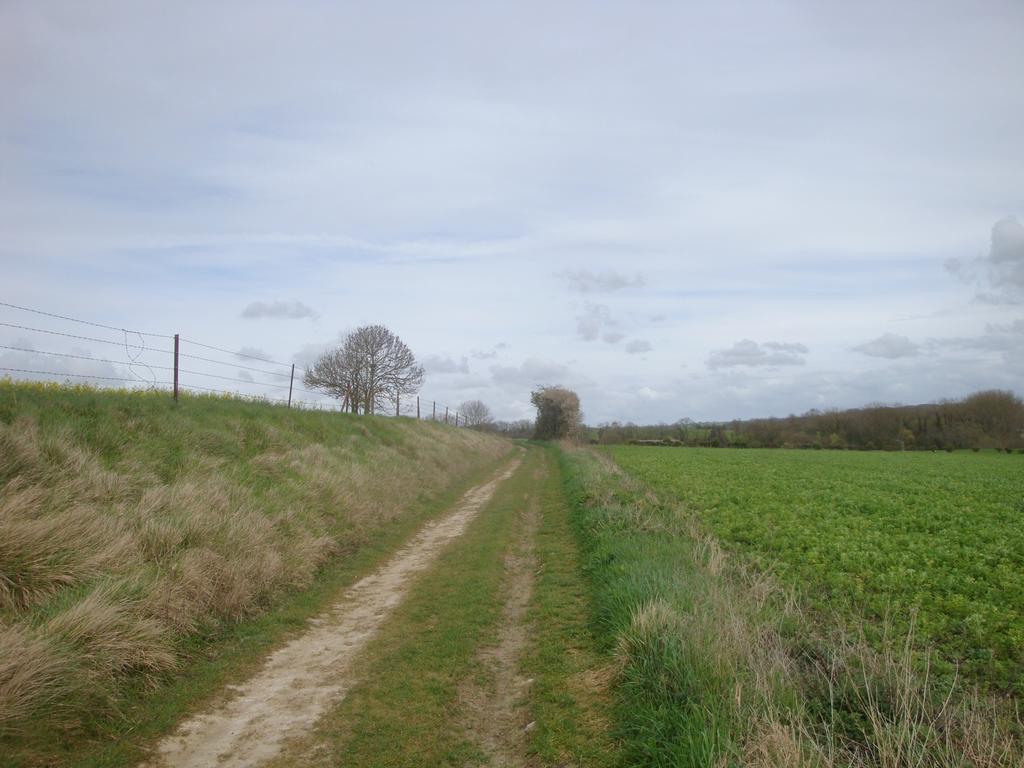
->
[[287, 363, 295, 408]]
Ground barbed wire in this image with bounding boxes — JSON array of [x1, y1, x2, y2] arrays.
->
[[179, 337, 290, 367], [0, 344, 159, 367], [0, 321, 158, 352], [176, 350, 293, 377], [0, 366, 165, 384], [0, 301, 172, 338]]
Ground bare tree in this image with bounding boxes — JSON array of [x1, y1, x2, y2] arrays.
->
[[304, 324, 424, 414], [458, 399, 493, 429], [303, 346, 360, 411]]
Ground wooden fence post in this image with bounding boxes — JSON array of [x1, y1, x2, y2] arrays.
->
[[445, 406, 449, 425], [173, 334, 179, 402], [396, 394, 400, 417], [416, 396, 420, 419], [432, 401, 436, 421]]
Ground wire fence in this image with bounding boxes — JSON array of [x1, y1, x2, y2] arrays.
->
[[0, 300, 467, 425]]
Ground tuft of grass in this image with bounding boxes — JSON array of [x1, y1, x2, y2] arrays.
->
[[0, 380, 510, 757]]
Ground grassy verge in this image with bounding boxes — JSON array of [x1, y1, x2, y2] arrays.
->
[[0, 381, 510, 766], [558, 444, 1023, 768], [524, 445, 619, 767]]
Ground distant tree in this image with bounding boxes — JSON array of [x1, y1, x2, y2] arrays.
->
[[491, 419, 534, 438], [531, 386, 582, 440], [459, 399, 493, 429], [304, 324, 424, 414]]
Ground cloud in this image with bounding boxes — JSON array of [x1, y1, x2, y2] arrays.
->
[[236, 370, 255, 383], [240, 300, 319, 320], [707, 339, 808, 369], [561, 270, 644, 294], [930, 318, 1024, 357], [236, 346, 273, 360], [762, 341, 808, 354], [625, 339, 652, 354], [489, 358, 579, 392], [637, 386, 670, 400], [576, 302, 616, 341], [422, 354, 469, 374], [981, 216, 1024, 303], [852, 333, 920, 359], [291, 331, 350, 368], [946, 217, 1024, 305], [602, 332, 624, 344], [470, 342, 508, 359]]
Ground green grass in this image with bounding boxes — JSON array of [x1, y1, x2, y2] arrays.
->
[[559, 448, 729, 767], [0, 380, 510, 765], [522, 445, 619, 767], [606, 446, 1024, 692]]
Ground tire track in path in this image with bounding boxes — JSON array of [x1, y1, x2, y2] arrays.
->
[[144, 457, 522, 768], [457, 460, 544, 767]]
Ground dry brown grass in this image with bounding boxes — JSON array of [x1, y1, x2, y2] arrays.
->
[[0, 391, 510, 737]]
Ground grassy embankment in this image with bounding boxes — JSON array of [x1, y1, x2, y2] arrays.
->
[[560, 444, 1022, 768], [268, 445, 618, 767], [0, 380, 510, 765]]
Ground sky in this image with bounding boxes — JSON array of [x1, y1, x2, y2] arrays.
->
[[1, 1, 1022, 423]]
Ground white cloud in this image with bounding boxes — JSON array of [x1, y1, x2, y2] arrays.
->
[[945, 217, 1024, 305], [625, 339, 652, 354], [707, 340, 808, 369], [489, 358, 585, 392], [422, 354, 470, 374], [852, 333, 920, 359], [575, 302, 615, 342], [560, 269, 644, 294], [982, 216, 1024, 304], [240, 300, 319, 320]]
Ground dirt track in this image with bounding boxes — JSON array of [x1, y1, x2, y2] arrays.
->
[[457, 462, 543, 766], [145, 458, 521, 768]]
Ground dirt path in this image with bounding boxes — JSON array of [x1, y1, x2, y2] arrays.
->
[[145, 457, 522, 768], [457, 463, 544, 767]]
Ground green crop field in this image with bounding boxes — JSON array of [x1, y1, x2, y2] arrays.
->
[[607, 446, 1024, 693]]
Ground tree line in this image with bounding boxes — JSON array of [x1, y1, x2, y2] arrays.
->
[[591, 390, 1024, 451]]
